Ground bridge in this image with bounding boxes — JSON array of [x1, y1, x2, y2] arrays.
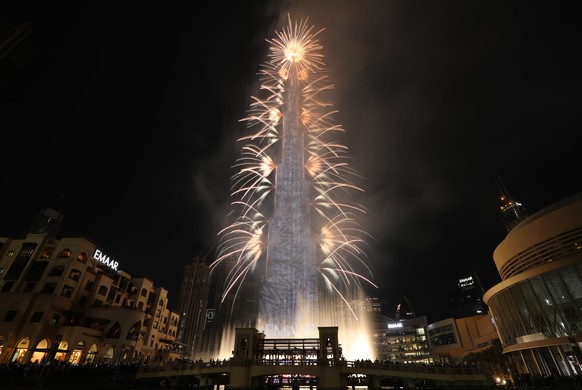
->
[[136, 327, 494, 389]]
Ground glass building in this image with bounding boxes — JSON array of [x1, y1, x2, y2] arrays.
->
[[484, 192, 582, 378]]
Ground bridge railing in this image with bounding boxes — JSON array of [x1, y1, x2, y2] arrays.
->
[[347, 360, 484, 376], [138, 358, 484, 377]]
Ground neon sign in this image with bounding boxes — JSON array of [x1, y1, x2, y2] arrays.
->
[[93, 249, 119, 270]]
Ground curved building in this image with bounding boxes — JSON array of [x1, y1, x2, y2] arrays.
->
[[484, 191, 582, 377]]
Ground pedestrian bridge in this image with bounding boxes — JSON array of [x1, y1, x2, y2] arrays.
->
[[137, 359, 492, 389], [136, 327, 493, 389]]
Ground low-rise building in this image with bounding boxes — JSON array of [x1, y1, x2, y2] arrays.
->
[[0, 208, 180, 365]]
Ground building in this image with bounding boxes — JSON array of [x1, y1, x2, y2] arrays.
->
[[0, 208, 180, 365], [211, 17, 374, 346], [483, 191, 582, 378], [373, 315, 433, 364], [427, 314, 499, 362], [448, 272, 488, 319], [176, 255, 210, 359]]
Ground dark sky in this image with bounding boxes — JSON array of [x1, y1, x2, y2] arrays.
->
[[1, 1, 580, 323]]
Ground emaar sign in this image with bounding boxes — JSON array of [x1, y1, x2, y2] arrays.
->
[[93, 249, 119, 270]]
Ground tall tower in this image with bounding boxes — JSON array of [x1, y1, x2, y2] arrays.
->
[[177, 255, 211, 358], [495, 177, 529, 233], [448, 271, 488, 319], [258, 57, 318, 337], [212, 16, 376, 351]]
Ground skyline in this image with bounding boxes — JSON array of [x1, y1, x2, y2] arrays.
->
[[0, 1, 580, 324]]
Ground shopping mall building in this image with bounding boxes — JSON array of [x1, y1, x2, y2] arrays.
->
[[484, 191, 582, 377]]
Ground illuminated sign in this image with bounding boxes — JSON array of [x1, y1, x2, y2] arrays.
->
[[387, 322, 403, 329], [93, 249, 119, 270], [459, 276, 474, 287]]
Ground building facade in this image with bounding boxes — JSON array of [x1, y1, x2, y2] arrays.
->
[[0, 208, 180, 365], [372, 315, 433, 364], [428, 314, 499, 362], [176, 255, 210, 359], [484, 192, 582, 378], [448, 272, 488, 319]]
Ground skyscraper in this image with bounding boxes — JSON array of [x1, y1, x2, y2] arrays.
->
[[210, 16, 375, 355], [448, 272, 488, 319], [176, 255, 210, 358]]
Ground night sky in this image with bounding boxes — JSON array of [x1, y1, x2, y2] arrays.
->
[[1, 1, 580, 323]]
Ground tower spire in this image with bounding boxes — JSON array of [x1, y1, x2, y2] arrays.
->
[[496, 177, 529, 233]]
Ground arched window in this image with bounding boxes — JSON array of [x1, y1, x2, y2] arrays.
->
[[84, 344, 98, 364], [12, 338, 30, 363], [61, 285, 74, 298], [127, 321, 141, 341], [159, 299, 164, 308], [68, 269, 81, 282], [69, 341, 84, 365], [58, 248, 72, 258], [76, 252, 87, 263], [98, 285, 108, 296]]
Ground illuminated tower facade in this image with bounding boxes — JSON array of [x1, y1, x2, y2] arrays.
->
[[259, 62, 318, 336], [212, 17, 375, 354]]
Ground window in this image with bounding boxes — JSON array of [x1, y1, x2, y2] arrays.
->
[[40, 283, 57, 294], [31, 312, 44, 322], [4, 310, 17, 321], [1, 281, 14, 293], [97, 286, 108, 296], [25, 261, 47, 281], [76, 252, 87, 263], [50, 314, 60, 325], [141, 288, 147, 297], [68, 269, 81, 282], [78, 296, 87, 306], [48, 266, 64, 277], [84, 280, 94, 292], [107, 287, 117, 302], [62, 285, 74, 298], [23, 282, 36, 292], [58, 248, 72, 258]]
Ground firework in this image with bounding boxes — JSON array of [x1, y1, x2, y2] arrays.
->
[[212, 15, 376, 354]]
